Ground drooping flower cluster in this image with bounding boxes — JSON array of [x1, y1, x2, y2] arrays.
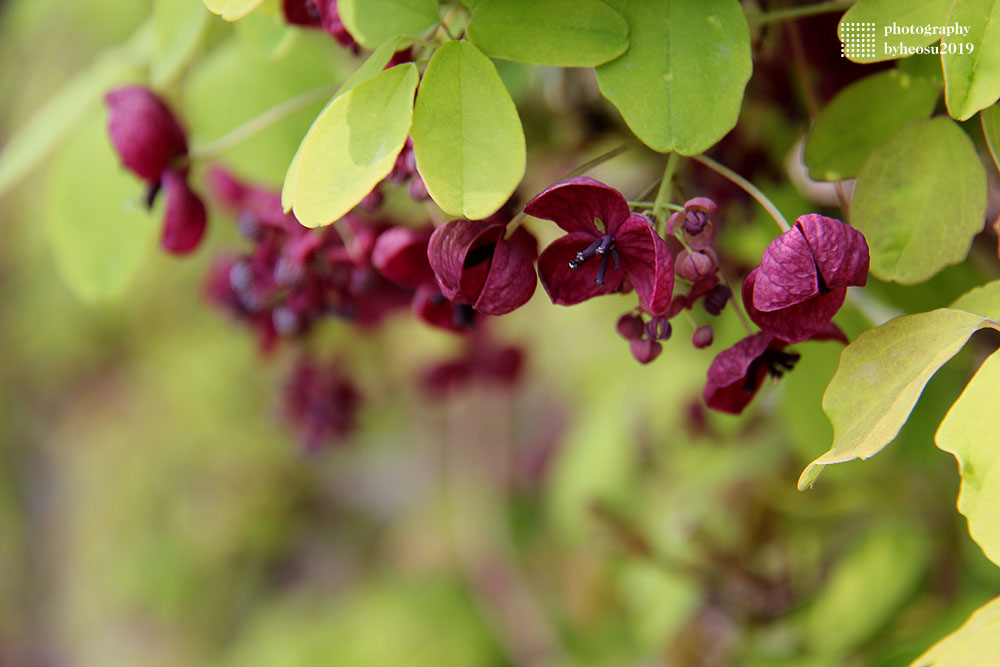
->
[[704, 214, 869, 414], [105, 86, 207, 254]]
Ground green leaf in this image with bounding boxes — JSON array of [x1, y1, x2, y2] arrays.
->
[[281, 37, 404, 213], [798, 309, 1000, 490], [943, 0, 1000, 121], [981, 104, 1000, 175], [839, 0, 952, 64], [202, 0, 264, 21], [803, 71, 939, 181], [338, 0, 439, 50], [0, 21, 152, 200], [951, 279, 1000, 319], [803, 526, 930, 655], [596, 0, 751, 154], [46, 110, 158, 303], [914, 595, 1000, 666], [467, 0, 629, 67], [288, 64, 418, 227], [233, 0, 295, 58], [851, 117, 987, 284], [936, 349, 1000, 567], [152, 0, 210, 87], [411, 41, 525, 219]]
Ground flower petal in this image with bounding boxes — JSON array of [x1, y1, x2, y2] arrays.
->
[[753, 225, 819, 312], [523, 176, 630, 235], [474, 238, 537, 315], [372, 226, 436, 288], [796, 214, 870, 290], [161, 170, 206, 255], [743, 268, 845, 343], [412, 285, 477, 332], [105, 86, 188, 183], [427, 218, 505, 304], [703, 332, 774, 414], [538, 233, 624, 306], [616, 214, 674, 316], [629, 339, 662, 364]]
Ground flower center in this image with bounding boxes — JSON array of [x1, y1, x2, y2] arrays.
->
[[743, 348, 801, 392], [568, 234, 620, 286]]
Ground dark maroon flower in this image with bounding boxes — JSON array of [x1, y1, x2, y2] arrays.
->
[[427, 218, 537, 316], [692, 325, 714, 349], [666, 197, 717, 250], [160, 169, 207, 255], [371, 226, 437, 289], [283, 356, 361, 452], [675, 249, 717, 282], [105, 86, 188, 183], [629, 339, 663, 364], [703, 321, 847, 414], [744, 214, 869, 343], [525, 177, 674, 316]]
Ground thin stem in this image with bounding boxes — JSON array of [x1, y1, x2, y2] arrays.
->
[[189, 84, 337, 161], [653, 152, 682, 225], [717, 266, 754, 335], [565, 142, 636, 179], [750, 1, 854, 26], [628, 201, 684, 211], [692, 154, 791, 232]]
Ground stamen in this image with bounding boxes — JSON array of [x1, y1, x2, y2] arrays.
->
[[595, 252, 610, 285], [568, 235, 616, 279]]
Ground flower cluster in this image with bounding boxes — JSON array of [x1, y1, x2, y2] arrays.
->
[[105, 86, 207, 254]]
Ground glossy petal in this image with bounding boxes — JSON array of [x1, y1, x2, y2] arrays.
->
[[743, 268, 846, 343], [616, 214, 674, 316], [427, 218, 505, 303], [371, 226, 435, 288], [538, 233, 625, 306], [160, 170, 206, 255], [796, 214, 870, 290], [474, 238, 537, 315], [523, 176, 630, 236], [105, 86, 187, 183], [753, 224, 820, 312], [703, 332, 775, 414]]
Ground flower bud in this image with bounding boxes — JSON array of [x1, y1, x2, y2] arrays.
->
[[675, 250, 716, 282], [629, 339, 662, 364], [692, 324, 714, 349], [105, 86, 188, 183], [616, 313, 645, 340]]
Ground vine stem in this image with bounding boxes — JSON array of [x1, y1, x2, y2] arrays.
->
[[749, 1, 854, 26], [691, 154, 791, 232], [652, 152, 682, 233], [189, 84, 337, 162]]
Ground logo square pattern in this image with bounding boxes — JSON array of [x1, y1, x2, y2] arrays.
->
[[840, 22, 876, 58]]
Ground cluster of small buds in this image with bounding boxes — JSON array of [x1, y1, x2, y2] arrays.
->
[[105, 86, 207, 254], [664, 197, 732, 322], [616, 313, 672, 364]]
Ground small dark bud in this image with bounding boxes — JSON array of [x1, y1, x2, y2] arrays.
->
[[675, 250, 717, 282], [692, 325, 714, 349], [629, 339, 662, 364], [704, 284, 732, 316]]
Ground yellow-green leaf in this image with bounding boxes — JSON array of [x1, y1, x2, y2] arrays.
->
[[982, 103, 1000, 175], [839, 0, 952, 64], [951, 279, 1000, 319], [288, 64, 419, 227], [411, 40, 525, 219], [467, 0, 629, 67], [46, 110, 158, 303], [851, 117, 987, 284], [798, 309, 1000, 490], [202, 0, 264, 21], [935, 348, 1000, 566], [595, 0, 752, 154], [338, 0, 439, 50], [914, 595, 1000, 666], [152, 0, 210, 87], [943, 0, 1000, 121]]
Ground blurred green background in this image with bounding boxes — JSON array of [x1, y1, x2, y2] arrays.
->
[[2, 1, 1000, 665]]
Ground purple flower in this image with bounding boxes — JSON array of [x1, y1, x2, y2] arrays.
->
[[427, 218, 537, 316], [743, 214, 869, 343], [283, 356, 361, 452], [105, 86, 188, 183], [524, 177, 674, 316]]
